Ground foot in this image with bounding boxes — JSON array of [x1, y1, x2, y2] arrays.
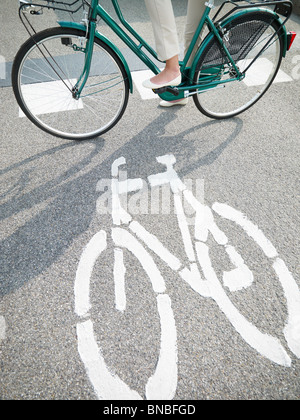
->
[[159, 98, 189, 107], [150, 67, 181, 85], [143, 68, 182, 90]]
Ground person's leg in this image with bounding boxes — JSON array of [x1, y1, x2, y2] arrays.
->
[[143, 0, 181, 88], [144, 55, 180, 87], [184, 0, 207, 65], [159, 0, 207, 105]]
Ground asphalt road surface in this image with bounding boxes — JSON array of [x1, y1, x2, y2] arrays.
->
[[0, 0, 300, 400]]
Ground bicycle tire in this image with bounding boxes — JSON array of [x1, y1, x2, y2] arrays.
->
[[12, 27, 130, 140], [193, 11, 284, 119]]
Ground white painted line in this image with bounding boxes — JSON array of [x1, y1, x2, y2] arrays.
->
[[196, 241, 292, 367], [273, 258, 300, 359], [185, 192, 228, 245], [212, 202, 300, 361], [0, 316, 6, 341], [112, 227, 166, 294], [75, 155, 300, 401], [18, 63, 293, 119], [223, 245, 254, 292], [19, 79, 83, 117], [145, 294, 178, 400], [129, 220, 181, 271], [174, 194, 196, 263], [75, 230, 107, 318], [179, 263, 211, 298], [241, 58, 293, 86], [273, 68, 293, 84], [77, 319, 142, 400], [132, 59, 293, 101], [131, 69, 159, 100], [212, 203, 278, 258], [0, 55, 6, 80]]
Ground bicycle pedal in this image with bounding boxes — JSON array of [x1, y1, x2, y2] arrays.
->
[[152, 86, 180, 96]]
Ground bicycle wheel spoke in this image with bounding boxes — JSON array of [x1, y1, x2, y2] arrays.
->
[[13, 27, 129, 139], [193, 12, 283, 119]]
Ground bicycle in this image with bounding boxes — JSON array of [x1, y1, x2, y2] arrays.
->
[[75, 154, 300, 400], [12, 0, 296, 140]]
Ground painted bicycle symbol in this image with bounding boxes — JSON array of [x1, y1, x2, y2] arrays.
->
[[75, 154, 300, 400]]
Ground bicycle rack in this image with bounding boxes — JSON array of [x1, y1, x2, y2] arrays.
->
[[19, 0, 88, 14], [18, 0, 91, 38], [212, 0, 294, 22], [210, 0, 295, 72]]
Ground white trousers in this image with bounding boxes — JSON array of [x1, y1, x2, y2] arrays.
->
[[144, 0, 206, 62]]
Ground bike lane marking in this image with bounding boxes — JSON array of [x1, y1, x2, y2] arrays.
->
[[213, 203, 300, 360], [74, 156, 300, 400], [15, 60, 293, 117], [131, 59, 293, 100], [75, 227, 178, 400], [0, 316, 6, 341], [19, 79, 84, 118], [242, 58, 293, 86], [131, 69, 161, 100]]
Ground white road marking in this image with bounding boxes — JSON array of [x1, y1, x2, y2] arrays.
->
[[75, 225, 178, 400], [212, 203, 278, 259], [77, 319, 142, 400], [75, 230, 107, 318], [0, 316, 6, 341], [131, 69, 158, 100], [145, 294, 178, 400], [222, 245, 254, 292], [75, 156, 300, 400], [18, 63, 293, 117], [19, 79, 83, 117], [131, 59, 293, 100], [195, 241, 292, 367], [213, 202, 300, 360], [273, 258, 300, 359], [174, 193, 196, 263], [112, 227, 166, 294], [241, 58, 293, 86], [129, 220, 181, 271]]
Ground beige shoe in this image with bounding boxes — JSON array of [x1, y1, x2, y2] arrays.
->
[[159, 98, 189, 107], [142, 74, 182, 90]]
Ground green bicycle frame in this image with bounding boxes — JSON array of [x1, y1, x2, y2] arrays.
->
[[58, 0, 288, 101]]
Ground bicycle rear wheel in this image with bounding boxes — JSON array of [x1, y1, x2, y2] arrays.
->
[[12, 27, 130, 140], [193, 12, 284, 119]]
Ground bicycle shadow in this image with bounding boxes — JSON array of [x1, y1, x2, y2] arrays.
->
[[0, 111, 243, 297], [111, 110, 244, 180]]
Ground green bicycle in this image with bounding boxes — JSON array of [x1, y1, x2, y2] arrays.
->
[[12, 0, 296, 140]]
